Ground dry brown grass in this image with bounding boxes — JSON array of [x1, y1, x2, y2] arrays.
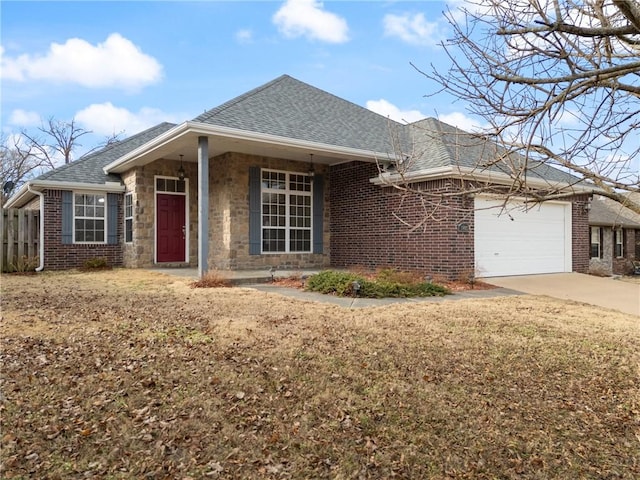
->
[[1, 269, 639, 479]]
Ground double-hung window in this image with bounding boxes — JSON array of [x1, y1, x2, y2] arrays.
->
[[590, 226, 602, 259], [614, 229, 624, 258], [261, 169, 312, 253], [124, 193, 133, 243], [74, 193, 106, 243]]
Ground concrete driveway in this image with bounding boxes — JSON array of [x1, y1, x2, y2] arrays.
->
[[486, 273, 640, 316]]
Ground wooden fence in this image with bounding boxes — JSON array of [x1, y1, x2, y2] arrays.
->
[[1, 208, 40, 272]]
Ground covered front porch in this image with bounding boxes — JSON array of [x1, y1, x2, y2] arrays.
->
[[107, 126, 382, 277]]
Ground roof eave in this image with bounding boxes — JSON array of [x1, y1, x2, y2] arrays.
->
[[371, 165, 598, 194], [3, 180, 125, 209], [104, 121, 390, 174]]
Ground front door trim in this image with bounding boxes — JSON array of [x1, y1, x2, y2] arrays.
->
[[154, 175, 189, 264]]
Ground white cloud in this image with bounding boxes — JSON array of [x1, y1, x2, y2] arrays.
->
[[1, 33, 162, 90], [273, 0, 349, 43], [383, 12, 446, 47], [8, 109, 41, 127], [438, 112, 486, 132], [75, 102, 178, 136], [366, 99, 425, 124], [235, 29, 253, 44]]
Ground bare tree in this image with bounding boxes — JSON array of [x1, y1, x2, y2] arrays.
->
[[20, 117, 97, 165], [414, 0, 640, 214], [0, 134, 54, 205], [2, 119, 122, 204]]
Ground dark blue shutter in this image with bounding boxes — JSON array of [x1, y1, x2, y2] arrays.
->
[[107, 193, 118, 245], [249, 167, 261, 255], [313, 174, 324, 254], [61, 190, 73, 244]]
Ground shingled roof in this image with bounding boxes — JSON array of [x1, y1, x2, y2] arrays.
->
[[407, 118, 584, 185], [22, 75, 587, 191], [589, 194, 640, 228], [37, 122, 176, 185], [192, 74, 408, 155]]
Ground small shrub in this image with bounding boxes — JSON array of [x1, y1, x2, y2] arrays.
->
[[305, 270, 364, 296], [8, 255, 39, 273], [305, 269, 450, 298], [191, 271, 232, 288], [83, 257, 109, 270]]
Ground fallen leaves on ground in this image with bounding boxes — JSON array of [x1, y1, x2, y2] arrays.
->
[[1, 269, 639, 479]]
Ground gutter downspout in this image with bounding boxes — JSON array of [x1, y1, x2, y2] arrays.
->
[[27, 185, 45, 272]]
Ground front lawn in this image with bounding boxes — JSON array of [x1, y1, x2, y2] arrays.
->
[[1, 270, 638, 479]]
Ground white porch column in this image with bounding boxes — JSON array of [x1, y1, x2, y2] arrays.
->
[[198, 136, 209, 277]]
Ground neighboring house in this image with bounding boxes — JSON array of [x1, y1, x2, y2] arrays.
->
[[5, 75, 594, 280], [588, 194, 640, 275]]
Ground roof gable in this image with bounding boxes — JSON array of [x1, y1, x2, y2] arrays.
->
[[192, 74, 408, 155]]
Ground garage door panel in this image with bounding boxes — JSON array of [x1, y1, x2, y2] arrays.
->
[[474, 197, 571, 277]]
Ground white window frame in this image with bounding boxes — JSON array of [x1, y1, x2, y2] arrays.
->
[[124, 193, 133, 244], [261, 169, 313, 254], [590, 226, 601, 259], [614, 228, 624, 258], [73, 192, 107, 244]]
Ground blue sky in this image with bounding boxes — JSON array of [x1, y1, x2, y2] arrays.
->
[[1, 0, 477, 158]]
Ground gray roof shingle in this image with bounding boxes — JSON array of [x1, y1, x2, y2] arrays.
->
[[408, 118, 584, 184], [193, 74, 409, 154], [589, 194, 640, 228], [37, 122, 176, 185], [34, 75, 585, 190]]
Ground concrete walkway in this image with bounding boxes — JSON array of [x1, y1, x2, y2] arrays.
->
[[486, 273, 640, 316], [149, 267, 520, 308]]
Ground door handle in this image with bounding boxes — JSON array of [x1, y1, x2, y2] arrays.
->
[[182, 225, 186, 239]]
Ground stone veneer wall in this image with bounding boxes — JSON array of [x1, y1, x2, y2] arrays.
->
[[589, 226, 637, 276], [122, 159, 198, 268], [43, 189, 123, 270], [613, 228, 637, 275], [209, 152, 330, 270], [125, 153, 330, 271]]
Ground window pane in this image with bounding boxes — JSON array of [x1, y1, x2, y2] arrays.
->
[[125, 219, 133, 243], [75, 206, 84, 216], [156, 178, 165, 191]]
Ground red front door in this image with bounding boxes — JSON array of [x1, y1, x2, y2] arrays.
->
[[157, 194, 186, 262]]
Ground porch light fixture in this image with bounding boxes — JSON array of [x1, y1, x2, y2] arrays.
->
[[178, 154, 186, 181], [308, 153, 315, 180]]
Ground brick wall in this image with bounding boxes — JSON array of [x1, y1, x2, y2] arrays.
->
[[330, 162, 475, 281], [330, 162, 591, 280], [43, 189, 123, 270], [571, 195, 591, 274]]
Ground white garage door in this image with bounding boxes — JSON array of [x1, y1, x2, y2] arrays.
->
[[474, 197, 572, 277]]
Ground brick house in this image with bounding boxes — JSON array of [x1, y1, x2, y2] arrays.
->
[[5, 75, 595, 280], [588, 194, 640, 276]]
